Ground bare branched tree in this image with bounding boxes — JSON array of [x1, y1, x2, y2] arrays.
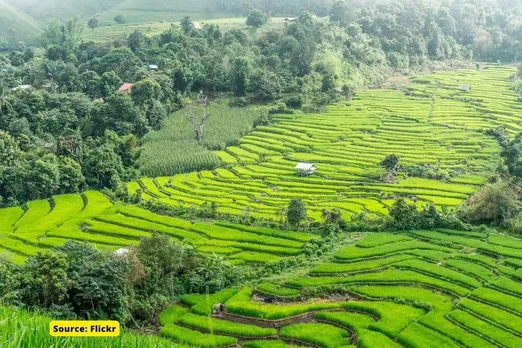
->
[[183, 93, 211, 142]]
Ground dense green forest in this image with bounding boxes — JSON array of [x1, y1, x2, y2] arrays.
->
[[2, 0, 522, 206]]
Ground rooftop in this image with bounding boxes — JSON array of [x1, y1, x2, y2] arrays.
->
[[295, 162, 315, 170], [118, 83, 134, 92]]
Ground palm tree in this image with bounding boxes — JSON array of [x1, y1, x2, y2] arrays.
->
[[0, 86, 13, 115]]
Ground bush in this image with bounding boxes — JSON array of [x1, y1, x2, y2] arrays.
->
[[246, 10, 268, 28], [459, 180, 522, 227], [229, 97, 248, 107], [284, 94, 303, 109]]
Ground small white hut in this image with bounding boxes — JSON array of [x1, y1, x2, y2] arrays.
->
[[295, 163, 316, 177], [114, 248, 130, 256]]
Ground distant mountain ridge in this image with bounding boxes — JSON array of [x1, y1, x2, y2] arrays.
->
[[4, 0, 125, 21], [0, 0, 42, 45]]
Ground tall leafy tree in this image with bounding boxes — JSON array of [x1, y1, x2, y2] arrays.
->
[[287, 198, 307, 229], [230, 57, 252, 96]]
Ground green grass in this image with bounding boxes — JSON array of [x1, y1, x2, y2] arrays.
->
[[256, 283, 300, 298], [285, 269, 470, 296], [243, 341, 307, 348], [225, 288, 343, 320], [14, 199, 51, 230], [0, 305, 186, 348], [279, 323, 352, 348], [0, 207, 24, 232], [311, 254, 415, 274], [129, 68, 519, 221], [158, 305, 189, 326], [118, 205, 192, 229], [334, 241, 453, 261], [419, 312, 492, 347], [179, 288, 238, 316], [392, 259, 481, 288], [471, 288, 522, 315], [17, 194, 84, 235], [355, 233, 413, 248], [178, 313, 276, 338], [358, 329, 403, 348], [314, 311, 376, 331], [214, 222, 316, 243], [230, 252, 280, 264], [139, 103, 268, 176], [398, 322, 460, 348], [191, 223, 304, 249], [341, 301, 425, 337], [459, 298, 522, 335], [160, 324, 237, 347], [448, 310, 522, 347]]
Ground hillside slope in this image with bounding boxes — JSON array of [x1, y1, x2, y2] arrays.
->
[[0, 0, 41, 44], [96, 0, 236, 24], [5, 0, 124, 21]]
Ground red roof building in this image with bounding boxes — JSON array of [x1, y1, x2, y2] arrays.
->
[[118, 83, 134, 93]]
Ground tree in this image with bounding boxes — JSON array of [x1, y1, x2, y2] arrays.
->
[[0, 86, 13, 115], [114, 14, 126, 24], [58, 156, 84, 193], [459, 181, 522, 226], [180, 16, 193, 35], [131, 78, 161, 106], [247, 10, 268, 28], [128, 30, 146, 53], [299, 11, 315, 26], [99, 70, 122, 98], [0, 37, 8, 51], [83, 143, 125, 188], [183, 94, 211, 142], [250, 69, 282, 101], [230, 57, 252, 97], [87, 18, 99, 30], [379, 154, 400, 171], [389, 198, 419, 230], [322, 208, 343, 225], [27, 154, 60, 199], [330, 0, 352, 25], [287, 198, 307, 229], [15, 252, 72, 308]]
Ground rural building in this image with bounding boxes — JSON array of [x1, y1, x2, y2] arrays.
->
[[43, 82, 58, 90], [114, 248, 129, 256], [285, 17, 298, 26], [10, 85, 31, 91], [295, 162, 316, 176], [147, 64, 159, 70], [457, 85, 471, 92], [118, 83, 134, 93], [193, 21, 203, 30]]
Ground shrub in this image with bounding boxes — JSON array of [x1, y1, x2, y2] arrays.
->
[[459, 181, 522, 227]]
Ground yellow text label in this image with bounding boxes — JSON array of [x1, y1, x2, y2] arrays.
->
[[49, 321, 120, 337]]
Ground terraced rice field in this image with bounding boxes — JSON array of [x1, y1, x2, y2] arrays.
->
[[160, 229, 522, 348], [0, 193, 316, 265], [129, 66, 518, 220]]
